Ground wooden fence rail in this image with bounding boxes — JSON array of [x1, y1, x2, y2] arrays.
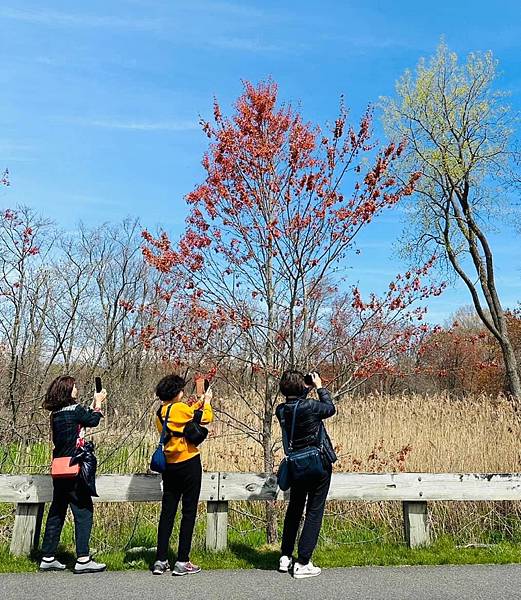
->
[[2, 472, 521, 556]]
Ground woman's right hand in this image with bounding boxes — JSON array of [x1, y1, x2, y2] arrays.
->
[[311, 372, 323, 389], [203, 387, 213, 403]]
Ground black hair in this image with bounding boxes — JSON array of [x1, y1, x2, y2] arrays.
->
[[43, 376, 76, 411], [279, 369, 306, 398], [155, 374, 186, 402]]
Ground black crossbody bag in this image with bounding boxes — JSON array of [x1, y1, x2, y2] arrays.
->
[[183, 408, 208, 446]]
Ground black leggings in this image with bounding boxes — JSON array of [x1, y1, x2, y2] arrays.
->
[[41, 477, 94, 558], [281, 465, 332, 565], [156, 455, 202, 562]]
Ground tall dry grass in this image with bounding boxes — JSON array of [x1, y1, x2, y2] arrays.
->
[[4, 392, 519, 476], [204, 392, 521, 474]]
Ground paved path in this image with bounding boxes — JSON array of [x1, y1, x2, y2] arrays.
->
[[2, 564, 521, 599]]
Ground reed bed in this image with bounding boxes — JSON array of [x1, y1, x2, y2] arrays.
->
[[2, 392, 521, 549]]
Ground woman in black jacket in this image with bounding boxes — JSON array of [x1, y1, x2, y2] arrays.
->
[[39, 375, 106, 574], [276, 370, 336, 579]]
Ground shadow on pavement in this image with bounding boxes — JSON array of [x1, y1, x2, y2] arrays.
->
[[229, 542, 279, 570]]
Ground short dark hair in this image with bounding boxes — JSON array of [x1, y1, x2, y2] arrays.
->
[[43, 376, 76, 411], [156, 374, 186, 402], [279, 370, 306, 398]]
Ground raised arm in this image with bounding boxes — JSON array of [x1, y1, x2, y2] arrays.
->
[[75, 404, 103, 428], [308, 373, 335, 420], [313, 387, 336, 420], [200, 388, 214, 425], [76, 388, 106, 427]]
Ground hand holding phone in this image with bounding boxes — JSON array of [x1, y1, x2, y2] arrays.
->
[[304, 371, 322, 389], [195, 377, 210, 396], [93, 376, 106, 410]]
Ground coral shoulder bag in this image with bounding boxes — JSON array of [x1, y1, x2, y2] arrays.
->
[[50, 412, 81, 479]]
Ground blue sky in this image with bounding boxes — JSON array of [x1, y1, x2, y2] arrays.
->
[[1, 0, 521, 323]]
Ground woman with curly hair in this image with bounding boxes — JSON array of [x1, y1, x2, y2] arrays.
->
[[152, 374, 213, 576]]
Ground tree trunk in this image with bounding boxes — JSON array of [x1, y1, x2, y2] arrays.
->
[[443, 194, 521, 400], [263, 391, 278, 544], [499, 332, 521, 400]]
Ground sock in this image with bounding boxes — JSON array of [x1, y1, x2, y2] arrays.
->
[[77, 556, 90, 564], [42, 556, 55, 562]]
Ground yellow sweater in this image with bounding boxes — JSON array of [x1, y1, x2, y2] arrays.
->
[[156, 400, 213, 464]]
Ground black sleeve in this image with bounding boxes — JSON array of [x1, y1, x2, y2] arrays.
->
[[312, 388, 336, 420], [75, 404, 103, 428]]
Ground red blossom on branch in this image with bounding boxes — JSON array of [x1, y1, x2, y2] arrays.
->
[[1, 169, 9, 187], [141, 80, 443, 389]]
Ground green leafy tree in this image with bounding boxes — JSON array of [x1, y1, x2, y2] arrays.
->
[[382, 42, 521, 399]]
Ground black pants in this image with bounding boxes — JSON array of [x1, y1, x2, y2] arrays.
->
[[156, 455, 202, 562], [281, 465, 332, 565], [41, 477, 94, 558]]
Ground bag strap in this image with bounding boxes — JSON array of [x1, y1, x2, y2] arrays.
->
[[280, 400, 301, 454], [280, 408, 290, 455], [288, 400, 300, 452], [192, 408, 203, 425], [158, 404, 173, 445]]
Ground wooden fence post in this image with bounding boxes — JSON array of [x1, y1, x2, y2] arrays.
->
[[403, 501, 430, 548], [206, 501, 228, 551], [10, 503, 45, 556]]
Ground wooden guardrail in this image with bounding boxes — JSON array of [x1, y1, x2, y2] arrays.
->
[[2, 472, 521, 556]]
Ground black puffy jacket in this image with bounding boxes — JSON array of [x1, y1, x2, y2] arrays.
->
[[276, 388, 337, 465]]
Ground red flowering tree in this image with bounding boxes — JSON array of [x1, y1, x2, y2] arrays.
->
[[414, 307, 521, 396], [143, 81, 442, 541]]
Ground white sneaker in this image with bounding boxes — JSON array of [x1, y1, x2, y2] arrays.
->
[[293, 560, 321, 579], [278, 555, 292, 573], [39, 557, 66, 572], [73, 557, 107, 574]]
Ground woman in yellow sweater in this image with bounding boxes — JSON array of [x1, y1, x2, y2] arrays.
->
[[152, 374, 213, 576]]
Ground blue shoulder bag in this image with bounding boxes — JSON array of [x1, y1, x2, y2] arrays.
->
[[150, 404, 173, 473]]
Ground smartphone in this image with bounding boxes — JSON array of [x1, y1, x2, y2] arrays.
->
[[195, 378, 210, 396], [95, 377, 102, 393]]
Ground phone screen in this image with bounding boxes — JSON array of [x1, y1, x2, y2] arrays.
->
[[95, 377, 102, 393]]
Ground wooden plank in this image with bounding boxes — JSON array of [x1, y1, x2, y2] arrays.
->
[[0, 475, 53, 503], [206, 500, 228, 551], [219, 472, 281, 501], [0, 473, 219, 503], [218, 472, 521, 502], [10, 503, 45, 556], [403, 501, 430, 548], [3, 472, 521, 504]]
